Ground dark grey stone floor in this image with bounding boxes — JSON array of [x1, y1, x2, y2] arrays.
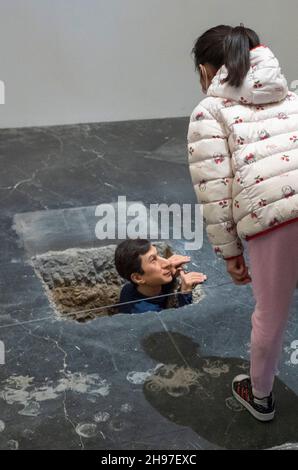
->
[[0, 118, 297, 450]]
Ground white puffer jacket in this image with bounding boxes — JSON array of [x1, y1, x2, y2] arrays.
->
[[187, 45, 298, 259]]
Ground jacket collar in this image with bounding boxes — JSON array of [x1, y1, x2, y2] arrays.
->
[[207, 45, 288, 105]]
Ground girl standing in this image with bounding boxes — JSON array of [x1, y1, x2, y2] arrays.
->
[[188, 24, 298, 421]]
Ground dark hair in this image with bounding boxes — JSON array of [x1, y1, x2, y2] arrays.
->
[[115, 238, 151, 283], [191, 24, 260, 88]]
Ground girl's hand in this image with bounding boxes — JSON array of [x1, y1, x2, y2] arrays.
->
[[180, 270, 207, 292], [225, 255, 251, 285]]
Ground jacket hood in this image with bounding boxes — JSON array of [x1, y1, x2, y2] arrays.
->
[[207, 45, 288, 105]]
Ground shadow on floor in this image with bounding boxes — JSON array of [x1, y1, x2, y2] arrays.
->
[[142, 331, 298, 450]]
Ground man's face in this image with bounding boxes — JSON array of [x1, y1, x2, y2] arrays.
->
[[138, 245, 173, 286]]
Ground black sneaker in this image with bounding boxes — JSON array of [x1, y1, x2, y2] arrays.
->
[[232, 374, 275, 422]]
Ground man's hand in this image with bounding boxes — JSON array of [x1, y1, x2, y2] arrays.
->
[[167, 254, 190, 276], [225, 255, 251, 285], [180, 269, 207, 292]]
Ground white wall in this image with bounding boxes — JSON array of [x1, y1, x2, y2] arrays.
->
[[0, 0, 297, 128]]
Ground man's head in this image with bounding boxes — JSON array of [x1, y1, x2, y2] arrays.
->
[[115, 239, 172, 287]]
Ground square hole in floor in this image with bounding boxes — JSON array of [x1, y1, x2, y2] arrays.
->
[[32, 242, 173, 321]]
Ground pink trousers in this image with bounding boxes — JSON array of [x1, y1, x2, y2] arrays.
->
[[247, 222, 298, 397]]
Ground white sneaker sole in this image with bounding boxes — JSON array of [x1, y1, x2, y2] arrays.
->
[[232, 379, 275, 422]]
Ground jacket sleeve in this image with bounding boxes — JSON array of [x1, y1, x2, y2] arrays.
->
[[177, 292, 193, 307], [187, 103, 243, 260]]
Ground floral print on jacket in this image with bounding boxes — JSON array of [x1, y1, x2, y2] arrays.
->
[[187, 46, 298, 259]]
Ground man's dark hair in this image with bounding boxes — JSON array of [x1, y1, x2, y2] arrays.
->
[[191, 24, 260, 88], [115, 238, 151, 284]]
